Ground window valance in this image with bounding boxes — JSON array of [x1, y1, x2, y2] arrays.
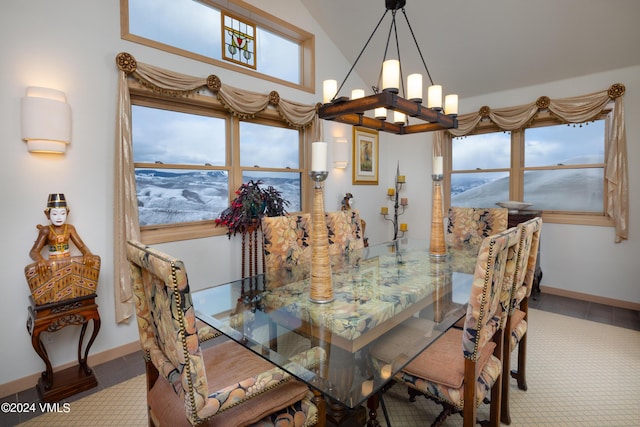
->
[[434, 83, 628, 243]]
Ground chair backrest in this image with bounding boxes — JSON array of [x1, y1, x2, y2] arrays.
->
[[446, 207, 508, 249], [512, 217, 543, 307], [127, 240, 217, 425], [325, 210, 366, 255], [262, 211, 365, 273], [462, 226, 521, 361], [261, 214, 312, 273]]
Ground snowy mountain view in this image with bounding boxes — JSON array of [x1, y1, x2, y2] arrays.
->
[[135, 169, 301, 226], [452, 155, 604, 212]]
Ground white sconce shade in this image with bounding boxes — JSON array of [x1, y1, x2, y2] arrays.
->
[[323, 80, 337, 104], [382, 59, 400, 93], [427, 85, 442, 110], [333, 138, 348, 169], [21, 87, 71, 153], [445, 94, 459, 116], [407, 73, 423, 102]]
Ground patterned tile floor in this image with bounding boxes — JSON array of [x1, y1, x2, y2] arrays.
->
[[2, 293, 639, 426]]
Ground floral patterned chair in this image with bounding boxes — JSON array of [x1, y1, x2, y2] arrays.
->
[[325, 210, 366, 255], [500, 217, 542, 424], [261, 211, 365, 282], [388, 226, 521, 427], [446, 207, 509, 250], [126, 240, 323, 427]]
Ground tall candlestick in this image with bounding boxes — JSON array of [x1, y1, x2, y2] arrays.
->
[[312, 142, 328, 172], [433, 156, 443, 176], [309, 170, 333, 303]]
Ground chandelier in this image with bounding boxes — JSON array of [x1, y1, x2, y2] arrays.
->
[[318, 0, 458, 135]]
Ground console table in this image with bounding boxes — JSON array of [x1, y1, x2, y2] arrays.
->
[[508, 210, 543, 295], [26, 294, 101, 402]]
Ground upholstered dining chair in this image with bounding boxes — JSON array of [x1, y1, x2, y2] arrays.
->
[[126, 239, 323, 427], [500, 217, 542, 424], [446, 207, 509, 250], [261, 214, 313, 275], [261, 211, 365, 281], [324, 210, 366, 255], [384, 226, 521, 427]]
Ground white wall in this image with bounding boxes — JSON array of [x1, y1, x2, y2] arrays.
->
[[1, 0, 638, 388]]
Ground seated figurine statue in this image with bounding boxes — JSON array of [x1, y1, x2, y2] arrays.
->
[[25, 194, 101, 305]]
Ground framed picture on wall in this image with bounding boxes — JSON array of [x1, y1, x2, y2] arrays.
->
[[352, 127, 379, 185]]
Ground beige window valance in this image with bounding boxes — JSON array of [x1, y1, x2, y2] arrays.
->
[[434, 83, 628, 243], [113, 52, 320, 323]]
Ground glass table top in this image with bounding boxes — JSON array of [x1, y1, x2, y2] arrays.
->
[[193, 238, 477, 408]]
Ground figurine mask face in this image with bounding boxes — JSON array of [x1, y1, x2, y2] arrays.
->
[[49, 207, 68, 226]]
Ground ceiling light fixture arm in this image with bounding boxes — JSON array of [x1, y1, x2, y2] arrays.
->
[[400, 8, 435, 86], [333, 8, 391, 102]]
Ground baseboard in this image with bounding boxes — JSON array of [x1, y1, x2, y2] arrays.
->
[[540, 285, 640, 311], [0, 340, 141, 398]]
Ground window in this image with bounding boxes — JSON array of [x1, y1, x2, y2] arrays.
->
[[130, 88, 305, 243], [447, 112, 612, 226], [122, 0, 314, 92]]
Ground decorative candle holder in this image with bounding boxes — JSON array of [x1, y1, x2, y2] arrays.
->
[[309, 171, 334, 303], [429, 173, 447, 258], [382, 163, 408, 240]]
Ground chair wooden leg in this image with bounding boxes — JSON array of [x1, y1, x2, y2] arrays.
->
[[512, 333, 528, 391], [501, 321, 513, 424]]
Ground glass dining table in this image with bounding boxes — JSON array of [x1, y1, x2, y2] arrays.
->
[[193, 238, 477, 426]]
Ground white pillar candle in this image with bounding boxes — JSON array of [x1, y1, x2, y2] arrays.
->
[[433, 156, 443, 175], [445, 94, 459, 115], [393, 111, 406, 125], [351, 89, 365, 100], [374, 107, 387, 120], [312, 141, 328, 172], [382, 59, 400, 92], [323, 80, 337, 104], [427, 85, 442, 109], [407, 73, 423, 102]]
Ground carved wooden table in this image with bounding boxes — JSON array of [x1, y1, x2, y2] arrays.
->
[[26, 294, 101, 402]]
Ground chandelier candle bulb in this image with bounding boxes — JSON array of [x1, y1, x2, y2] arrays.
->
[[323, 80, 337, 104], [374, 107, 387, 120], [407, 73, 423, 102], [312, 142, 328, 172], [382, 59, 400, 93], [428, 85, 443, 109], [445, 94, 459, 116], [433, 156, 443, 176], [351, 89, 365, 100], [393, 111, 406, 125]]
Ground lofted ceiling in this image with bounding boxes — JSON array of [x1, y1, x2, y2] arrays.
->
[[299, 0, 640, 100]]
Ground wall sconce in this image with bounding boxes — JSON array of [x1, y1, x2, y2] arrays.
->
[[21, 87, 71, 154], [333, 137, 348, 169]]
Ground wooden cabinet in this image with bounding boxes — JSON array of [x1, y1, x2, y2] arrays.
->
[[508, 210, 543, 295]]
